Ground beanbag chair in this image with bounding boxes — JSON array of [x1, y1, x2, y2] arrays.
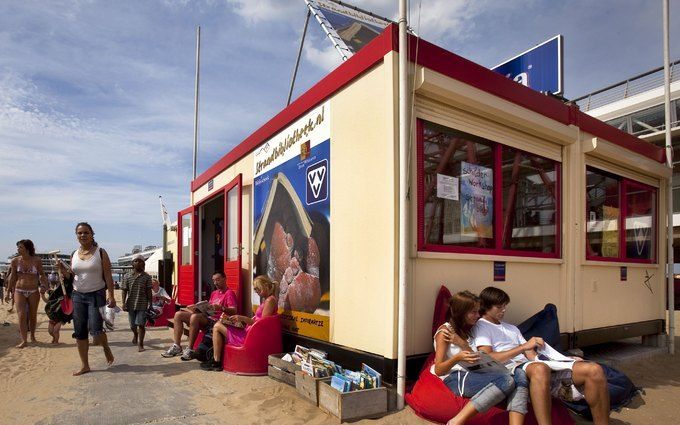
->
[[562, 364, 641, 419], [405, 285, 575, 425], [517, 303, 562, 351]]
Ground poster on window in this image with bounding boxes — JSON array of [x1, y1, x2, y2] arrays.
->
[[602, 205, 619, 257], [460, 162, 493, 238], [253, 102, 330, 341]]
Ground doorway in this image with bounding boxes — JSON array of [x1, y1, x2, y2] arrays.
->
[[199, 194, 224, 301]]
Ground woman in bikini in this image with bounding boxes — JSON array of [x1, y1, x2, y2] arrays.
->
[[6, 239, 47, 348], [57, 222, 116, 375]]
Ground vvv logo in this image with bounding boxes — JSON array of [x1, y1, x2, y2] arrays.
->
[[306, 159, 328, 205]]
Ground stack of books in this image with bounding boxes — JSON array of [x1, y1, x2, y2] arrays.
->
[[283, 345, 343, 378], [330, 364, 382, 393]]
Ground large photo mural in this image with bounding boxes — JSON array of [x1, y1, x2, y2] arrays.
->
[[253, 102, 331, 341]]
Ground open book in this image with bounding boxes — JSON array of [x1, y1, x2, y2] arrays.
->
[[461, 351, 510, 374], [184, 301, 214, 316], [221, 315, 245, 328]]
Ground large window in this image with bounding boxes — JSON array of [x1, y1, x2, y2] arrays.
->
[[586, 167, 657, 262], [418, 120, 560, 257]]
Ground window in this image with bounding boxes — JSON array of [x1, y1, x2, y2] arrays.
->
[[417, 119, 560, 257], [605, 116, 629, 133], [502, 149, 558, 253], [630, 104, 665, 136], [586, 167, 657, 262]]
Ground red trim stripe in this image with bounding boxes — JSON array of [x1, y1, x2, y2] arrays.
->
[[191, 24, 664, 193]]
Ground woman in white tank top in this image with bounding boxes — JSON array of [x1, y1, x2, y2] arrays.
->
[[432, 291, 527, 425], [57, 222, 116, 376]]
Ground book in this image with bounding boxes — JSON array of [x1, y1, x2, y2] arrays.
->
[[221, 315, 246, 328], [361, 363, 382, 388], [461, 351, 510, 374], [183, 301, 214, 316]]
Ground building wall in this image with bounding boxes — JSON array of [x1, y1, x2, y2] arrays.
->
[[329, 54, 398, 357]]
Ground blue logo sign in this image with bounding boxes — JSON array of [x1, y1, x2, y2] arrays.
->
[[306, 159, 328, 205], [492, 35, 563, 95]]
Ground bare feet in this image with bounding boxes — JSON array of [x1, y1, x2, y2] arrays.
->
[[30, 335, 37, 343], [138, 346, 145, 352], [103, 345, 114, 365], [131, 337, 138, 345], [73, 367, 91, 376], [16, 341, 27, 349]]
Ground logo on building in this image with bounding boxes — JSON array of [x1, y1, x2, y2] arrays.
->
[[306, 159, 328, 205]]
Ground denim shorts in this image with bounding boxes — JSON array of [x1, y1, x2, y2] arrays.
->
[[128, 309, 147, 327], [72, 288, 107, 340]]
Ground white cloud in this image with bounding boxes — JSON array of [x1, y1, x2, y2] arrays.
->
[[226, 0, 300, 24], [303, 42, 343, 73]]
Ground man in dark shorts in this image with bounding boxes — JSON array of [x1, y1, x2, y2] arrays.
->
[[121, 254, 152, 352]]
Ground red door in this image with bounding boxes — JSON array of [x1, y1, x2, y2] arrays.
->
[[177, 205, 198, 305], [223, 175, 243, 312]]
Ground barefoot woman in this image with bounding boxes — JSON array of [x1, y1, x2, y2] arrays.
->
[[58, 222, 116, 375], [6, 239, 47, 348]]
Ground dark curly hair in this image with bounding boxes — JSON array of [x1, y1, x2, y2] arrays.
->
[[75, 222, 98, 247], [16, 239, 36, 256]]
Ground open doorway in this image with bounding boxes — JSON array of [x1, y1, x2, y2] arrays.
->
[[199, 194, 224, 301]]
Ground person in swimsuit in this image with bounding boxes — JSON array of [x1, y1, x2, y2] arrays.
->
[[6, 239, 48, 348], [57, 222, 116, 375], [201, 275, 278, 371]]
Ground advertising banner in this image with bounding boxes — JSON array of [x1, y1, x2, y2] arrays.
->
[[253, 102, 331, 341], [460, 162, 493, 238], [305, 0, 390, 59], [492, 35, 563, 95]]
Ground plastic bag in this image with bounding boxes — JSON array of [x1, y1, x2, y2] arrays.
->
[[100, 305, 121, 330]]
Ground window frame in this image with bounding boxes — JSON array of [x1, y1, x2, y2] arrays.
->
[[416, 119, 562, 259], [585, 167, 658, 264]]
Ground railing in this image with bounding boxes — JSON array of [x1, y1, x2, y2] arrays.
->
[[573, 59, 680, 111]]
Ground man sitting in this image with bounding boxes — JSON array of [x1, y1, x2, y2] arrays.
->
[[473, 286, 610, 425], [161, 271, 237, 360]]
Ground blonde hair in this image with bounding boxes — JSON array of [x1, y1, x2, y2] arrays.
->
[[253, 275, 278, 298]]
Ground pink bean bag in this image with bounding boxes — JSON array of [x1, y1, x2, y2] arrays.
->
[[404, 286, 574, 425]]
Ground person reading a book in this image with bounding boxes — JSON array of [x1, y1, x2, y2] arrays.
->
[[473, 286, 610, 425], [162, 271, 237, 361], [200, 275, 278, 371], [432, 291, 528, 425]]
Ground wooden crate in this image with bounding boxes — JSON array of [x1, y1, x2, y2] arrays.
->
[[318, 381, 388, 422], [295, 371, 331, 406], [267, 354, 301, 387]]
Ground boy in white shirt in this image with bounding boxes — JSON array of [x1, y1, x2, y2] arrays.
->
[[473, 287, 610, 425]]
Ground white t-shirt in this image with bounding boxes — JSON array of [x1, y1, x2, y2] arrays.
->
[[429, 322, 477, 380], [152, 287, 170, 308], [473, 317, 528, 365]]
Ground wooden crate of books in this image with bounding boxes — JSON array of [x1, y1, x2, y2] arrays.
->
[[295, 371, 331, 406], [318, 381, 388, 422], [268, 353, 301, 386]]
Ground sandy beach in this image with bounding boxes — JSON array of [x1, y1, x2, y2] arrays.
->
[[0, 294, 678, 425]]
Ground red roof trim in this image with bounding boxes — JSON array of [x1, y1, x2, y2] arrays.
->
[[406, 32, 665, 164], [191, 25, 396, 192], [192, 25, 664, 192]]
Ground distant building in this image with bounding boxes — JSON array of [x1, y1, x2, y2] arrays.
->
[[5, 252, 71, 274], [117, 245, 162, 278]]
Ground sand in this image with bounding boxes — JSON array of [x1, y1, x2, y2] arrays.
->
[[0, 293, 678, 425]]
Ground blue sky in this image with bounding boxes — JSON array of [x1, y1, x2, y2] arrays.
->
[[1, 0, 678, 261]]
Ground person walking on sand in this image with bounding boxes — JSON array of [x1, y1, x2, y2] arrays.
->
[[5, 240, 48, 348], [57, 222, 116, 375], [121, 254, 152, 352]]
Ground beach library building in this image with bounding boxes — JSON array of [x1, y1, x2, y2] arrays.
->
[[169, 25, 670, 381]]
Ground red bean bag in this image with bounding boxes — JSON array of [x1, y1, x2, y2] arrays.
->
[[404, 286, 574, 425]]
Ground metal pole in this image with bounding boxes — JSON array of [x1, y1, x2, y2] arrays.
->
[[192, 26, 201, 181], [397, 0, 408, 410], [287, 10, 311, 106], [663, 0, 675, 355]]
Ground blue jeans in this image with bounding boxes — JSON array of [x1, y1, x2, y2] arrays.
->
[[128, 309, 147, 327], [72, 289, 106, 340], [444, 370, 515, 413]]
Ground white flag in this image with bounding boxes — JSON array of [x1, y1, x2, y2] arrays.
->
[[159, 196, 170, 227]]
